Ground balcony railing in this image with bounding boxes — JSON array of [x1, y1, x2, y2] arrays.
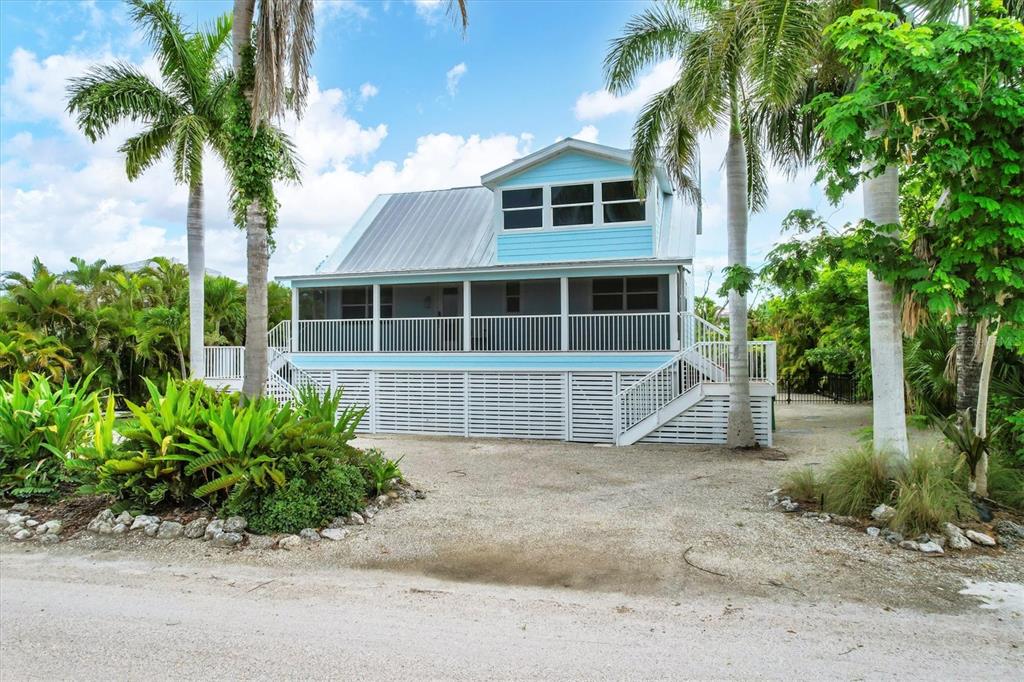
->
[[276, 313, 771, 362], [205, 346, 244, 379], [471, 314, 560, 352]]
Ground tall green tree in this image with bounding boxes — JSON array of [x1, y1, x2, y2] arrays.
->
[[66, 0, 234, 381], [605, 0, 822, 447]]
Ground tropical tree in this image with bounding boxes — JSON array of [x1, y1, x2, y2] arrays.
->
[[228, 0, 468, 398], [605, 0, 822, 447], [66, 0, 234, 380]]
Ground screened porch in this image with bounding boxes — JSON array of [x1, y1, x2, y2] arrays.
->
[[287, 274, 698, 353]]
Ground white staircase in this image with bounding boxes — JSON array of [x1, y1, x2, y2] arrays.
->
[[614, 317, 775, 445]]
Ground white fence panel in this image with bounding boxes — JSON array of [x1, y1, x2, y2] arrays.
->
[[467, 373, 566, 440], [298, 320, 372, 352], [374, 372, 467, 435], [569, 372, 615, 443], [470, 315, 560, 352], [380, 317, 463, 352], [205, 346, 244, 379], [569, 313, 672, 351]]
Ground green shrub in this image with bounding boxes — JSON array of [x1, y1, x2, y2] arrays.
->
[[889, 447, 976, 535], [294, 384, 365, 439], [988, 452, 1024, 511], [781, 467, 820, 502], [820, 447, 897, 518], [0, 372, 99, 499], [361, 448, 403, 495]]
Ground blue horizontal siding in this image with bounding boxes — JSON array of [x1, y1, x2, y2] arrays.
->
[[497, 226, 654, 264], [499, 152, 632, 187], [290, 353, 671, 372]]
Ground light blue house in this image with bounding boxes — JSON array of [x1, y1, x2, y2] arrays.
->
[[206, 139, 776, 445]]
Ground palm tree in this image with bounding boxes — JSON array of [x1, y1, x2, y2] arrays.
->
[[66, 0, 233, 381], [204, 275, 246, 344], [605, 0, 822, 447], [230, 0, 468, 398]]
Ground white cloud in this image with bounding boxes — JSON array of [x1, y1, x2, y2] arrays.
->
[[316, 0, 370, 22], [572, 125, 599, 143], [359, 82, 379, 101], [574, 59, 678, 121], [445, 62, 467, 97], [413, 0, 444, 24], [0, 47, 532, 282]]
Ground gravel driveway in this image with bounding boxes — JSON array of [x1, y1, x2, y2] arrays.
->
[[18, 403, 1021, 612]]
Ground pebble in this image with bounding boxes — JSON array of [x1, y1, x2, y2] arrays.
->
[[375, 495, 390, 507], [871, 504, 895, 523], [320, 528, 348, 541], [112, 523, 128, 535], [882, 530, 904, 544], [223, 516, 247, 533], [25, 519, 39, 528], [943, 523, 972, 551], [209, 531, 243, 548], [414, 490, 426, 500], [348, 512, 365, 526], [965, 529, 997, 547], [144, 523, 161, 537], [97, 522, 115, 535], [299, 528, 321, 542], [114, 511, 133, 526], [156, 521, 183, 539], [918, 541, 944, 554], [37, 533, 59, 545], [11, 502, 30, 512], [183, 518, 209, 539], [994, 519, 1024, 540], [130, 515, 160, 531], [246, 533, 276, 550], [899, 540, 920, 551], [13, 529, 32, 541], [204, 519, 225, 541], [866, 526, 881, 538], [40, 519, 62, 535], [780, 499, 800, 513], [278, 534, 303, 550], [831, 515, 859, 527]]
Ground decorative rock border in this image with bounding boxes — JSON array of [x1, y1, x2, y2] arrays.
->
[[1, 482, 426, 550], [767, 490, 1024, 555]]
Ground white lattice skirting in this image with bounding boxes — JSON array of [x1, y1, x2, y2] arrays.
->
[[294, 369, 772, 446]]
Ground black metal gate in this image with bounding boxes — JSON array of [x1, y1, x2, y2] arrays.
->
[[780, 372, 859, 404]]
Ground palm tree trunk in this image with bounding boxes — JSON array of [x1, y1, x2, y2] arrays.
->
[[863, 165, 910, 461], [233, 0, 267, 399], [241, 202, 269, 398], [187, 181, 205, 379], [725, 100, 756, 448], [955, 321, 982, 413]]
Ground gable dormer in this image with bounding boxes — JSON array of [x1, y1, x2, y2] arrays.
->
[[481, 139, 675, 265]]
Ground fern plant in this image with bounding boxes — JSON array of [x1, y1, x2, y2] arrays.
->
[[362, 448, 404, 496]]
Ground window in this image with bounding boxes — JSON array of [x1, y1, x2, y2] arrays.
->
[[340, 286, 372, 319], [298, 288, 325, 319], [591, 277, 660, 312], [602, 180, 645, 223], [505, 281, 521, 314], [551, 183, 594, 227], [502, 188, 542, 230]]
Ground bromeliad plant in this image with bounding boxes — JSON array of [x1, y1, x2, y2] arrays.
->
[[0, 372, 100, 499]]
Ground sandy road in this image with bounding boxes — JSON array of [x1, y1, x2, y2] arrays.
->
[[1, 549, 1021, 680]]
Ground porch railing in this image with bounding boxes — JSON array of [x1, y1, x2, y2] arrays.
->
[[700, 340, 777, 384], [471, 314, 560, 352], [569, 312, 671, 351], [380, 316, 463, 352], [298, 319, 372, 352], [205, 346, 244, 379]]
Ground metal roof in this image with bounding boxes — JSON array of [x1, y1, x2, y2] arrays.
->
[[327, 186, 495, 274]]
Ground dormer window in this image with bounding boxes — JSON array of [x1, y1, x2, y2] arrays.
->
[[502, 188, 543, 229], [551, 183, 594, 226], [602, 181, 645, 223]]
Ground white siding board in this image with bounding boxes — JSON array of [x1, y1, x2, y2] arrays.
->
[[468, 373, 565, 439], [569, 372, 615, 443]]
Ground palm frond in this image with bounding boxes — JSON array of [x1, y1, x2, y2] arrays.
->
[[604, 4, 689, 94], [170, 114, 208, 186], [119, 124, 175, 181], [66, 63, 181, 141], [251, 0, 316, 124], [127, 0, 204, 106], [740, 102, 768, 213], [744, 0, 822, 109]]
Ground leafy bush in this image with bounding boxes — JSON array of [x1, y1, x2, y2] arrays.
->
[[820, 447, 897, 518], [889, 448, 976, 535], [0, 372, 99, 499], [361, 448, 404, 495], [781, 467, 820, 502], [294, 384, 365, 439]]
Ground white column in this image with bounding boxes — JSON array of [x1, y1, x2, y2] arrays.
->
[[463, 280, 472, 351], [372, 284, 381, 352], [290, 286, 299, 352], [668, 271, 680, 351], [560, 277, 569, 352]]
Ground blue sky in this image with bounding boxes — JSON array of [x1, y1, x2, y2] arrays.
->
[[0, 0, 855, 292]]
